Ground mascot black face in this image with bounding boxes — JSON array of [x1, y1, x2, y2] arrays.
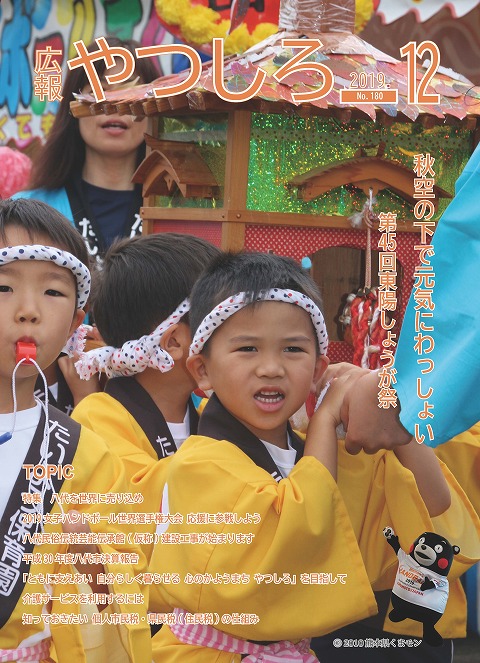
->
[[409, 532, 459, 576], [383, 527, 460, 646]]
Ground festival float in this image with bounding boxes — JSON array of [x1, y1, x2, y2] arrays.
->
[[70, 0, 480, 365]]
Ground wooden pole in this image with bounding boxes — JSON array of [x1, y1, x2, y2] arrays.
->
[[221, 111, 252, 251]]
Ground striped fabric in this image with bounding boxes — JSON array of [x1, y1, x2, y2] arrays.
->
[[0, 637, 51, 662], [169, 608, 317, 662]]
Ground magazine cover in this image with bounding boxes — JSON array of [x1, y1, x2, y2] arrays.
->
[[0, 1, 479, 661]]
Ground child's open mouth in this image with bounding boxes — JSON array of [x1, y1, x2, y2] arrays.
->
[[254, 391, 285, 412], [254, 391, 285, 404]]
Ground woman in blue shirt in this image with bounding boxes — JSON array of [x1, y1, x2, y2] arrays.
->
[[15, 36, 159, 263]]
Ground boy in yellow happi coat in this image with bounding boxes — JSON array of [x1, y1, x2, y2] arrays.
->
[[72, 234, 220, 493], [147, 252, 478, 662], [0, 199, 150, 663]]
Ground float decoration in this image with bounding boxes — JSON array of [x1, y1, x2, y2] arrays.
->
[[289, 146, 452, 204], [154, 0, 279, 55], [71, 0, 480, 363], [340, 190, 385, 369], [154, 0, 376, 56], [133, 134, 220, 198], [73, 0, 480, 124]]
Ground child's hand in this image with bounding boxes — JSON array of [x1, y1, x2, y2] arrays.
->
[[85, 325, 104, 347], [306, 370, 361, 480], [315, 368, 362, 428], [315, 362, 368, 399], [316, 364, 412, 455], [58, 355, 102, 407], [315, 363, 369, 435]]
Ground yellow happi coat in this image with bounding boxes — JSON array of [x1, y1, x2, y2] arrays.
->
[[0, 411, 151, 663], [147, 399, 480, 661]]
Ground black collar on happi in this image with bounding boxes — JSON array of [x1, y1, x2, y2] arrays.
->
[[0, 407, 80, 628], [105, 376, 199, 460], [198, 394, 303, 482]]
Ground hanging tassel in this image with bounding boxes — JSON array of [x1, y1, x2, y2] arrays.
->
[[341, 189, 386, 369]]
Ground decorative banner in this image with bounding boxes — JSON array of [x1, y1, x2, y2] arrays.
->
[[0, 0, 169, 148], [154, 0, 377, 56], [155, 0, 280, 56], [377, 0, 480, 24]]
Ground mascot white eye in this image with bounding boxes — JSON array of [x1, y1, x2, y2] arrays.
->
[[434, 544, 443, 553], [419, 537, 425, 544]]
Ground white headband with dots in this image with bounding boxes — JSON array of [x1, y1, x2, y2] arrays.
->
[[189, 288, 328, 356], [0, 245, 91, 309], [75, 298, 190, 379]]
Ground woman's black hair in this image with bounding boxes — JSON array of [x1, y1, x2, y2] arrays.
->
[[29, 36, 159, 191], [93, 233, 221, 347]]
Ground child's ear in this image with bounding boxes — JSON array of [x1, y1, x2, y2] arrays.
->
[[160, 324, 182, 361], [312, 354, 329, 391], [186, 354, 212, 391], [69, 310, 85, 337], [160, 323, 191, 361]]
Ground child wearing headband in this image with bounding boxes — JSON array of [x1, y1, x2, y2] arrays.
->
[[72, 233, 220, 491], [147, 251, 479, 662], [0, 199, 149, 662]]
